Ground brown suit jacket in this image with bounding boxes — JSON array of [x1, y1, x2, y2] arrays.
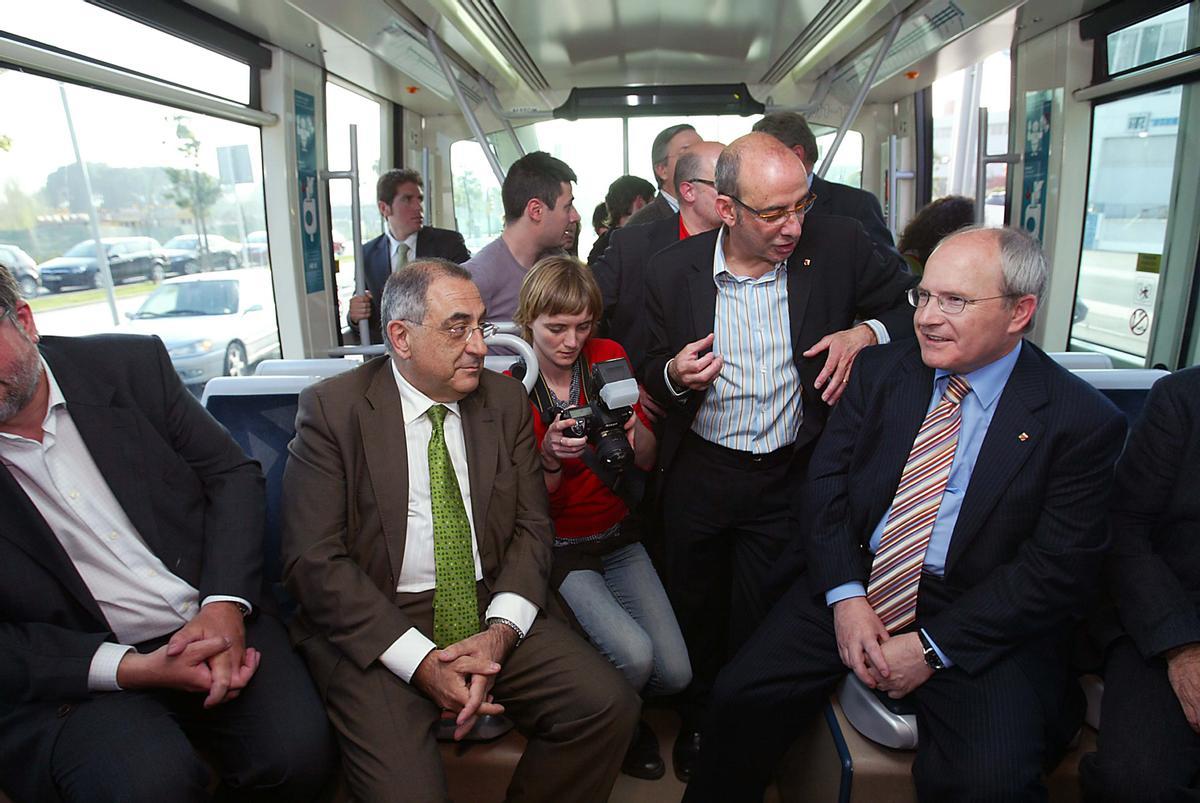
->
[[280, 357, 553, 689]]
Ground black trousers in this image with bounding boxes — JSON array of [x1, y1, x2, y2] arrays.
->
[[29, 613, 336, 803], [683, 574, 1082, 803], [1080, 635, 1200, 802], [660, 433, 804, 719]]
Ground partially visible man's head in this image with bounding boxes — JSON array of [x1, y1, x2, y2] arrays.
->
[[376, 169, 425, 240], [752, 112, 820, 170], [604, 175, 656, 228], [502, 151, 581, 250], [673, 141, 726, 231], [915, 227, 1044, 375], [715, 133, 810, 265], [650, 124, 701, 191], [0, 266, 43, 424], [382, 259, 487, 402]]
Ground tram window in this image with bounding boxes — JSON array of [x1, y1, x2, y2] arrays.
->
[[1, 0, 251, 105], [1072, 85, 1183, 360], [0, 71, 277, 394], [1107, 5, 1190, 76], [325, 80, 383, 326], [451, 138, 505, 256], [931, 50, 1010, 204], [813, 130, 864, 188]]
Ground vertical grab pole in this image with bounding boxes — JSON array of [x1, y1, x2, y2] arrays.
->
[[348, 124, 370, 345]]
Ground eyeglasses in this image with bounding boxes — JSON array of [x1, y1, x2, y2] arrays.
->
[[728, 192, 818, 225], [403, 319, 497, 342], [908, 288, 1019, 315], [687, 178, 716, 188]]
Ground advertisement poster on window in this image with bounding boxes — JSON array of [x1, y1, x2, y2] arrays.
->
[[294, 90, 324, 294], [1021, 90, 1053, 243]]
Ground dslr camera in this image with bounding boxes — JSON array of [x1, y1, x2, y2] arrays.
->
[[562, 358, 641, 468]]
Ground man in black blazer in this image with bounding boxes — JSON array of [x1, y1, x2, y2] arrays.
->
[[683, 227, 1126, 803], [0, 267, 333, 802], [347, 168, 471, 344], [592, 140, 725, 377], [754, 111, 906, 270], [642, 133, 916, 779], [1082, 365, 1200, 802]]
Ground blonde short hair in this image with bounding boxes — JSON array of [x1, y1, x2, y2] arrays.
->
[[514, 255, 603, 340]]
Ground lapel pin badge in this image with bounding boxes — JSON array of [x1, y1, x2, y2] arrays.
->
[[1018, 432, 1029, 442], [802, 258, 812, 267]]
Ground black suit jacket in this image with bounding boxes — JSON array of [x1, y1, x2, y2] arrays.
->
[[642, 219, 918, 472], [797, 339, 1125, 675], [624, 192, 675, 228], [810, 175, 899, 258], [1105, 366, 1200, 659], [354, 226, 471, 343], [0, 335, 263, 798], [591, 213, 680, 373]]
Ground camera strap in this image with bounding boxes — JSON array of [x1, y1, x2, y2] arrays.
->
[[528, 353, 643, 508]]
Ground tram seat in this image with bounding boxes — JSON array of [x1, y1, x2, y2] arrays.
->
[[1072, 368, 1170, 423], [1049, 351, 1113, 370], [837, 674, 919, 749], [774, 674, 1100, 802], [255, 357, 360, 377]]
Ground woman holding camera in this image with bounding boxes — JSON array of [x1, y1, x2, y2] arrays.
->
[[513, 255, 691, 780]]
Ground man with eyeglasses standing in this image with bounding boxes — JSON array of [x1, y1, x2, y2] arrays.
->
[[641, 132, 916, 780], [683, 226, 1127, 802], [283, 258, 639, 802]]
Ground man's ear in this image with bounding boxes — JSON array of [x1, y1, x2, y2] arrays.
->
[[791, 145, 808, 164], [1008, 295, 1037, 334], [678, 180, 697, 205], [715, 195, 737, 228], [524, 197, 544, 224], [377, 200, 392, 219], [387, 319, 412, 358]]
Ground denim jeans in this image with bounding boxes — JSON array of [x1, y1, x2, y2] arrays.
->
[[559, 541, 692, 696]]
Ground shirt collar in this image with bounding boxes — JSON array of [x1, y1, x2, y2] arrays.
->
[[661, 191, 680, 213], [934, 340, 1022, 410], [390, 359, 461, 426], [385, 226, 418, 257], [712, 227, 787, 284]]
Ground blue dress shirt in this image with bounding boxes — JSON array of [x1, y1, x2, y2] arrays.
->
[[825, 341, 1023, 666]]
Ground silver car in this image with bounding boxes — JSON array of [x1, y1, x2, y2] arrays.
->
[[123, 268, 281, 390]]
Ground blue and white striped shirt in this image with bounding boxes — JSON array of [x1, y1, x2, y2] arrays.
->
[[691, 228, 803, 454]]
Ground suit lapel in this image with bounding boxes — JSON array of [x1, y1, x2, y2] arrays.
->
[[0, 467, 107, 625], [785, 250, 814, 352], [944, 346, 1047, 570], [360, 362, 412, 581], [460, 389, 499, 571], [415, 226, 430, 258]]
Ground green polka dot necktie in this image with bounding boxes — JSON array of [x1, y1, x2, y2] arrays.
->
[[426, 404, 479, 647]]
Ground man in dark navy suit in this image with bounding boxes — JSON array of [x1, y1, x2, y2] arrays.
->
[[1082, 365, 1200, 802], [683, 226, 1126, 803], [754, 111, 906, 270], [0, 266, 334, 803], [347, 168, 471, 344]]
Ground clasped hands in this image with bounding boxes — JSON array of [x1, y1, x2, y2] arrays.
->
[[412, 623, 519, 741], [116, 601, 258, 708], [833, 596, 932, 698]]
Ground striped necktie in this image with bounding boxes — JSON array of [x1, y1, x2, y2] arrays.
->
[[426, 404, 479, 647], [866, 375, 971, 633]]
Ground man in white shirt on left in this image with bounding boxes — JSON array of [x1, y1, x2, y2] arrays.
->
[[0, 265, 334, 803]]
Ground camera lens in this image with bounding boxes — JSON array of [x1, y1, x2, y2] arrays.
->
[[594, 428, 634, 467]]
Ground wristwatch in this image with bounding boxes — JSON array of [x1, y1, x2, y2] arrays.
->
[[917, 630, 945, 671], [485, 616, 525, 646]]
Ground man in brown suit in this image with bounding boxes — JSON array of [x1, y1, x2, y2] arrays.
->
[[281, 258, 638, 802]]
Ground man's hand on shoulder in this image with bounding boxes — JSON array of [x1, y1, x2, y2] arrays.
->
[[804, 323, 877, 405], [669, 332, 724, 393], [873, 633, 934, 698], [166, 601, 253, 707], [833, 596, 891, 688], [1167, 643, 1200, 733]]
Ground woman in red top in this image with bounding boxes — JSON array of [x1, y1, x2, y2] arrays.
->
[[513, 255, 691, 780]]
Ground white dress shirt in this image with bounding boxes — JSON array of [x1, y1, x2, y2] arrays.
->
[[385, 227, 419, 272], [378, 363, 538, 682], [0, 359, 250, 692]]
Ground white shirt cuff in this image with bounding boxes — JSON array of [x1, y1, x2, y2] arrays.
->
[[663, 359, 689, 399], [201, 595, 253, 616], [862, 319, 889, 345], [379, 628, 438, 683], [89, 642, 135, 692], [486, 592, 539, 638]]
